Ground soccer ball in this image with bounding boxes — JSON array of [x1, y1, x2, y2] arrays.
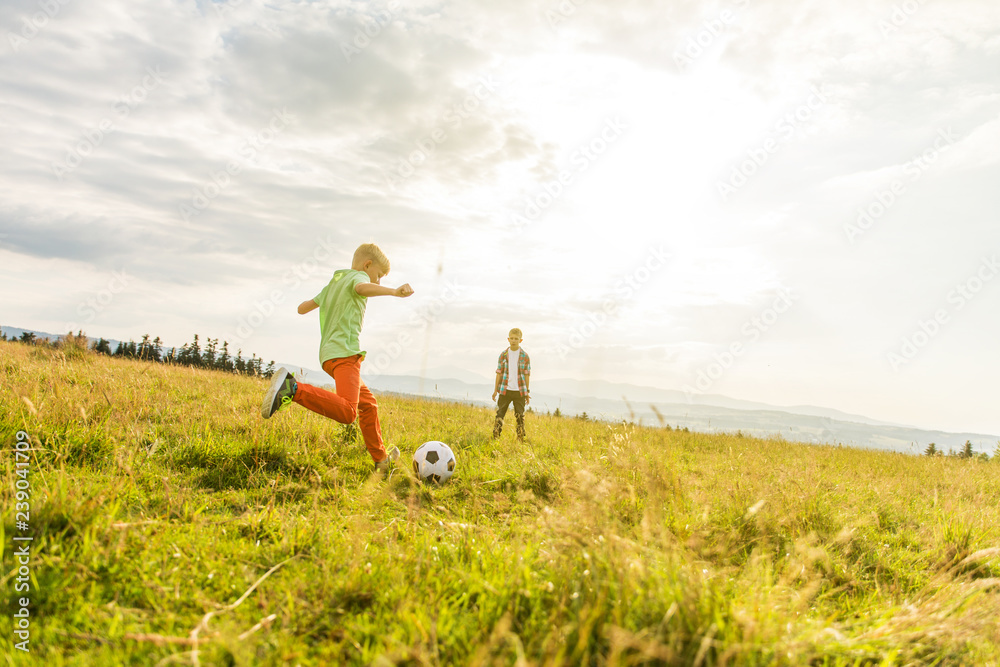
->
[[412, 441, 456, 484]]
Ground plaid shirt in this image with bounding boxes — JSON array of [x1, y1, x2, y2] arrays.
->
[[496, 347, 530, 395]]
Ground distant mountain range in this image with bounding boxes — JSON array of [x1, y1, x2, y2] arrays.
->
[[5, 326, 995, 456]]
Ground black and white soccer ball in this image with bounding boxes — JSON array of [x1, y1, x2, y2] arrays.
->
[[412, 441, 456, 484]]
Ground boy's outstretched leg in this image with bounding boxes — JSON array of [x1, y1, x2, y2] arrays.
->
[[283, 355, 397, 469], [292, 356, 363, 424]]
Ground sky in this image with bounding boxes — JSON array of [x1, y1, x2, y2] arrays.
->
[[1, 0, 999, 436]]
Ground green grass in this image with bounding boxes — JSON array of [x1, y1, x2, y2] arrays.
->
[[1, 340, 999, 665]]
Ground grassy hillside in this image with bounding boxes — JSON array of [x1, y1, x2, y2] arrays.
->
[[1, 339, 999, 666]]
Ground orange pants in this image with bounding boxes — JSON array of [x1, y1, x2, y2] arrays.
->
[[292, 354, 386, 462]]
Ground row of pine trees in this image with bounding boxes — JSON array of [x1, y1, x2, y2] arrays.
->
[[924, 440, 996, 461], [2, 330, 275, 378]]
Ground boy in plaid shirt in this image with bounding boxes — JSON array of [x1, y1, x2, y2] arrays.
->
[[491, 328, 530, 440]]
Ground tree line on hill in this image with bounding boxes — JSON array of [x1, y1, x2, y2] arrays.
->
[[924, 440, 997, 462], [1, 330, 275, 378]]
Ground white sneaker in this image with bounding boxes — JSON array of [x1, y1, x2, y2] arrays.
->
[[375, 446, 400, 472], [261, 368, 296, 419]]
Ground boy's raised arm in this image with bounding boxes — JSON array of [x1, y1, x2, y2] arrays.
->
[[355, 282, 414, 298], [298, 299, 318, 314]]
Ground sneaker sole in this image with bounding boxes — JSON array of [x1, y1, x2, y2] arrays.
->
[[260, 367, 292, 419]]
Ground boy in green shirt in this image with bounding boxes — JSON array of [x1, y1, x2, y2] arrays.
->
[[260, 243, 413, 471]]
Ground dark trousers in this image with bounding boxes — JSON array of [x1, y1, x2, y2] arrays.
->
[[494, 391, 525, 439]]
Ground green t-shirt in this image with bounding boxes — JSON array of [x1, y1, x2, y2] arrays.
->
[[314, 269, 369, 364]]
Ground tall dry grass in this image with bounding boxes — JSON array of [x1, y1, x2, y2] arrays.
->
[[1, 339, 998, 665]]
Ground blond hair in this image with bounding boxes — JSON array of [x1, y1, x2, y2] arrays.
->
[[353, 243, 390, 274], [508, 328, 523, 337]]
